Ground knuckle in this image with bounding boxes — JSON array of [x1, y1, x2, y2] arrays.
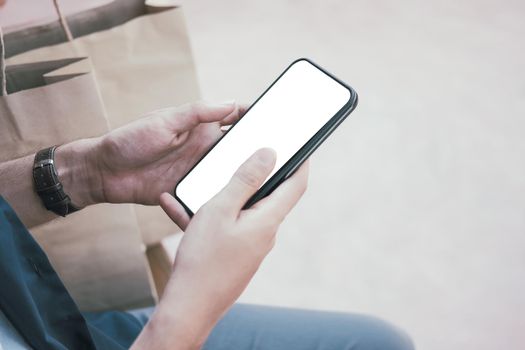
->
[[262, 216, 280, 231], [257, 221, 279, 242], [234, 166, 262, 189], [188, 101, 205, 116], [225, 225, 279, 260]]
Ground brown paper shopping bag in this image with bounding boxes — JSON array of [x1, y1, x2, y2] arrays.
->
[[7, 1, 201, 245], [0, 55, 155, 311]]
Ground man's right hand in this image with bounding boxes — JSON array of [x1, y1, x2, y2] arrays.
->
[[131, 148, 309, 350]]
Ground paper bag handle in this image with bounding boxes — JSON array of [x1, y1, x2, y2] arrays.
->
[[0, 1, 75, 96], [52, 0, 74, 42]]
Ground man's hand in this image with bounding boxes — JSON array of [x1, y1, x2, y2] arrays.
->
[[131, 149, 309, 350], [62, 101, 243, 207], [0, 101, 242, 228]]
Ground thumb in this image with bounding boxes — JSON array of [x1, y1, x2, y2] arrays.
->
[[212, 148, 276, 215]]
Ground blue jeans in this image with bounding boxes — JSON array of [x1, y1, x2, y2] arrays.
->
[[128, 304, 414, 350]]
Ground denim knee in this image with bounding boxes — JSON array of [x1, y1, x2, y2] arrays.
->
[[341, 314, 415, 350]]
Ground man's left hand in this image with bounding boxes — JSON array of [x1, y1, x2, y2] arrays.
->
[[58, 101, 243, 208]]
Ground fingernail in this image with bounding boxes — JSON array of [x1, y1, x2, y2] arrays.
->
[[258, 148, 276, 166], [221, 99, 236, 106]]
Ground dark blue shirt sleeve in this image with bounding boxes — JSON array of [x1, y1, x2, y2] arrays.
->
[[0, 196, 142, 350]]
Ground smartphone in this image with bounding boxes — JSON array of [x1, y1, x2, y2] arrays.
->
[[174, 58, 358, 216]]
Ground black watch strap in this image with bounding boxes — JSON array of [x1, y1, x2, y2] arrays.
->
[[33, 146, 80, 217]]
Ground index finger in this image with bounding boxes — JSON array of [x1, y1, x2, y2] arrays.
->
[[166, 101, 237, 133], [220, 103, 249, 127]]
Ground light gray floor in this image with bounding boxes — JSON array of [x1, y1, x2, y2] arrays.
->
[[182, 1, 525, 349]]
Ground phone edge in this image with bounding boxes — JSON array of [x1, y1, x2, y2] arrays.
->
[[174, 58, 358, 217], [243, 85, 358, 208]]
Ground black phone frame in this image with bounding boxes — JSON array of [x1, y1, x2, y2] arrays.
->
[[174, 58, 358, 217]]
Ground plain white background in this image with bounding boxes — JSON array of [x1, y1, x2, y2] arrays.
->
[[182, 1, 525, 349]]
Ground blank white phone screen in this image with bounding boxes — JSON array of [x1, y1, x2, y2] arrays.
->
[[176, 60, 351, 213]]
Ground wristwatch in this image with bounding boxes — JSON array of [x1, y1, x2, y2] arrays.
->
[[33, 146, 80, 217]]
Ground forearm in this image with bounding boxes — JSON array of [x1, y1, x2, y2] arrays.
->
[[0, 138, 102, 228], [131, 306, 206, 350]]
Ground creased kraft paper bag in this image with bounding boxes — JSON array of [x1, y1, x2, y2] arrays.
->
[[0, 58, 155, 311], [8, 5, 200, 246]]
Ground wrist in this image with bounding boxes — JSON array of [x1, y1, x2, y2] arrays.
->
[[132, 301, 208, 350], [54, 138, 104, 208]]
